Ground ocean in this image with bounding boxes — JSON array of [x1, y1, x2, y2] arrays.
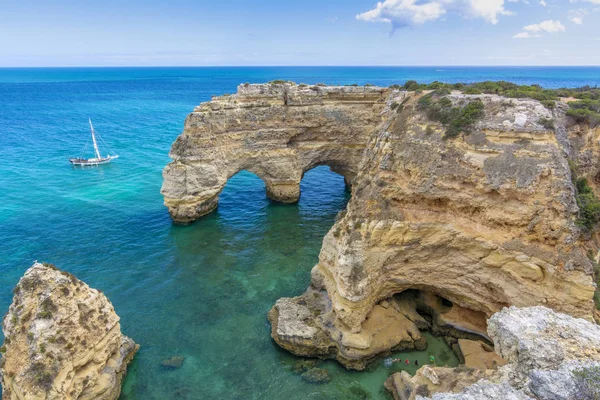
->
[[1, 67, 599, 399]]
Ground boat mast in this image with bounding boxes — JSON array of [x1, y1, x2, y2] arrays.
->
[[89, 118, 102, 159]]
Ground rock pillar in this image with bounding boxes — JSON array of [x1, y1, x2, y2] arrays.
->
[[265, 181, 301, 203]]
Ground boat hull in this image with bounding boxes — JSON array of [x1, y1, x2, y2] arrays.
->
[[69, 155, 118, 166]]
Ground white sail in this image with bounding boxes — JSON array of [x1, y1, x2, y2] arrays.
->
[[69, 119, 118, 166], [89, 118, 101, 160]]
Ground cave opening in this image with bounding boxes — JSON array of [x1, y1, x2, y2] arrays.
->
[[383, 288, 494, 366]]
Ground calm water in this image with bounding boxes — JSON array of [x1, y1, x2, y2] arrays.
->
[[1, 67, 599, 399]]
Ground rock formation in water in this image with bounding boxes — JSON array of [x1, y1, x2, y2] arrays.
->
[[0, 262, 138, 400], [385, 306, 600, 400], [162, 82, 599, 368], [161, 83, 388, 223]]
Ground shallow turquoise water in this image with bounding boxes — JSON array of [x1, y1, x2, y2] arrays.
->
[[2, 67, 598, 399]]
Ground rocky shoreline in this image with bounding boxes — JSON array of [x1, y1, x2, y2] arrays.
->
[[8, 82, 597, 398]]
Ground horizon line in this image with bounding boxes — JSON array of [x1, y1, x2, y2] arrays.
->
[[1, 65, 600, 69]]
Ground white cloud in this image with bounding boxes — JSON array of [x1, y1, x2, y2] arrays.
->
[[568, 8, 588, 24], [524, 19, 565, 32], [513, 32, 536, 38], [513, 19, 565, 38], [356, 0, 516, 29], [468, 0, 514, 24], [540, 0, 547, 6], [356, 0, 446, 27]]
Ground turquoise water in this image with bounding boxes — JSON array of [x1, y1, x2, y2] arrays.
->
[[1, 67, 598, 399]]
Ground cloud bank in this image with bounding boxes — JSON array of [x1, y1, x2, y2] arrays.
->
[[356, 0, 517, 29]]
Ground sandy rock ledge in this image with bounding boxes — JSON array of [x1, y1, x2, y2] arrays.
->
[[0, 262, 138, 400]]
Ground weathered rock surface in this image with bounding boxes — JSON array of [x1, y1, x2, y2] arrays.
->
[[387, 306, 600, 400], [162, 83, 390, 223], [268, 289, 426, 369], [458, 339, 506, 370], [163, 83, 598, 367], [0, 263, 138, 400]]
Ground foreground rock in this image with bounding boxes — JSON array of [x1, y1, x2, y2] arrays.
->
[[385, 306, 600, 400], [0, 263, 138, 400]]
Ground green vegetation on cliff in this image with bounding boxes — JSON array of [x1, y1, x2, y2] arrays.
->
[[567, 99, 600, 128], [418, 91, 485, 139], [394, 81, 600, 127], [574, 176, 600, 232]]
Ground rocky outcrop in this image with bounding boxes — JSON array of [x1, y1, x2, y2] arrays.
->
[[0, 263, 138, 400], [161, 83, 389, 223], [163, 83, 598, 368], [385, 306, 600, 400], [268, 289, 427, 369], [270, 89, 597, 366]]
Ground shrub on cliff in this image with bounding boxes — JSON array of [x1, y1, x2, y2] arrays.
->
[[403, 80, 420, 91], [567, 99, 600, 127], [538, 117, 555, 130], [573, 176, 600, 232], [418, 93, 485, 139]]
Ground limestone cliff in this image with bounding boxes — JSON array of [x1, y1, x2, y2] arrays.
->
[[385, 306, 600, 400], [0, 263, 138, 400], [162, 83, 598, 368], [162, 83, 389, 223]]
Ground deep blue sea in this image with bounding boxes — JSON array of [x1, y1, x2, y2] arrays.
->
[[1, 67, 599, 399]]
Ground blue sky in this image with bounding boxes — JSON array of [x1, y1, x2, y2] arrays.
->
[[0, 0, 598, 66]]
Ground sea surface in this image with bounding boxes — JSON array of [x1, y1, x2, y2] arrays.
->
[[1, 67, 599, 399]]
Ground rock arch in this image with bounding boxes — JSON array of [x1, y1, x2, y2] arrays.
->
[[161, 83, 389, 223], [163, 83, 598, 372]]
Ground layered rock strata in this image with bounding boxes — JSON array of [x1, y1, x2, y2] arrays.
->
[[163, 83, 598, 367], [0, 263, 138, 400], [161, 83, 389, 223], [385, 306, 600, 400]]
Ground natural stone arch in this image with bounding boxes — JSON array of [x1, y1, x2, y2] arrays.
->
[[161, 83, 390, 223]]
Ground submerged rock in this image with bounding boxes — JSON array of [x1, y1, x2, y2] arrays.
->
[[292, 359, 319, 374], [161, 356, 185, 370], [0, 262, 138, 400], [300, 367, 331, 384]]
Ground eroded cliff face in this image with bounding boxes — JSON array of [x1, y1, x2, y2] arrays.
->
[[0, 263, 138, 400], [162, 83, 598, 369], [307, 91, 594, 325]]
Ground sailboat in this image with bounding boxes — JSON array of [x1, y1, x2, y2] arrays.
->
[[69, 119, 119, 166]]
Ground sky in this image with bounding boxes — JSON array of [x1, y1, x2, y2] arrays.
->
[[0, 0, 599, 66]]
